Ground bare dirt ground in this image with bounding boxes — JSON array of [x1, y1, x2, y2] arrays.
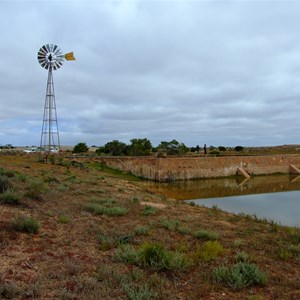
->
[[0, 153, 300, 299]]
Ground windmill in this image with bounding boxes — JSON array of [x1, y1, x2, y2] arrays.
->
[[37, 44, 75, 153]]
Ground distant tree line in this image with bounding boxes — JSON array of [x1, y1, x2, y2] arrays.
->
[[72, 140, 245, 156]]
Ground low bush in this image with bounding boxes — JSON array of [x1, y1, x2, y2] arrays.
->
[[12, 215, 40, 234], [0, 175, 12, 193], [134, 226, 149, 236], [194, 241, 224, 263], [25, 179, 47, 200], [114, 243, 191, 271], [213, 262, 267, 289], [159, 217, 179, 230], [192, 229, 219, 241], [85, 203, 127, 216], [0, 189, 21, 205], [142, 205, 157, 216]]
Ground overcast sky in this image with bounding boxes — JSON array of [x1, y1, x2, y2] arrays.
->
[[1, 0, 300, 147]]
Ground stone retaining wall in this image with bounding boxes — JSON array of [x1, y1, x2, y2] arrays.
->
[[99, 154, 300, 181]]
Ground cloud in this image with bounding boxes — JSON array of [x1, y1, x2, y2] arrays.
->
[[1, 0, 300, 147]]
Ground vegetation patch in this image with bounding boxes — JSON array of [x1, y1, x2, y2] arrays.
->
[[213, 262, 267, 289], [192, 229, 219, 241], [0, 189, 21, 205], [12, 215, 40, 234], [114, 243, 191, 271], [194, 241, 224, 263]]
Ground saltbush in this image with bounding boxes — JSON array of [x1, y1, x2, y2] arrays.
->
[[213, 262, 267, 289], [0, 189, 21, 205], [12, 215, 40, 234]]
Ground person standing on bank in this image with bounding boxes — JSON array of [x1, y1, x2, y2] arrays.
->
[[204, 144, 207, 156], [196, 145, 200, 155]]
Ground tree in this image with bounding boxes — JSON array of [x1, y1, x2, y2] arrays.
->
[[218, 146, 226, 152], [73, 142, 89, 153], [157, 139, 189, 155], [235, 146, 244, 152], [96, 140, 128, 156], [128, 138, 152, 156]]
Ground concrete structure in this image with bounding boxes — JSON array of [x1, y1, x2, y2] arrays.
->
[[99, 154, 300, 182]]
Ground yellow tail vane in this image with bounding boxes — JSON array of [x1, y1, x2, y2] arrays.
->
[[64, 52, 76, 60]]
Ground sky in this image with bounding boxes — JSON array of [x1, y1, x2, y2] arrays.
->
[[1, 0, 300, 148]]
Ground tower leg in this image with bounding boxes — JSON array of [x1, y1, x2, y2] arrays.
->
[[40, 67, 60, 153]]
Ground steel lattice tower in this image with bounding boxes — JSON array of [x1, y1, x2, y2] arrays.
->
[[40, 66, 60, 152]]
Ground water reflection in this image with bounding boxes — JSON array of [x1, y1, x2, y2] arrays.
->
[[140, 175, 300, 227]]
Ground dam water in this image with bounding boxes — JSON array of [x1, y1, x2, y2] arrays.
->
[[140, 174, 300, 227]]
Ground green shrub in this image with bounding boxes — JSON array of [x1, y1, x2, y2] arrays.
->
[[114, 245, 140, 264], [0, 189, 21, 205], [235, 251, 249, 263], [115, 243, 191, 271], [134, 226, 149, 236], [159, 217, 179, 230], [138, 243, 191, 271], [0, 175, 12, 193], [58, 214, 71, 224], [194, 241, 224, 263], [12, 215, 40, 234], [25, 179, 47, 200], [85, 203, 127, 216], [122, 284, 158, 300], [213, 262, 267, 289], [142, 205, 157, 216], [192, 229, 219, 241]]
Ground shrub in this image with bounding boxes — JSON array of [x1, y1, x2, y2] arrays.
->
[[12, 215, 40, 234], [159, 217, 179, 230], [58, 214, 71, 224], [142, 205, 157, 216], [114, 245, 140, 265], [85, 203, 127, 216], [0, 175, 12, 193], [0, 189, 21, 205], [192, 229, 219, 241], [123, 284, 158, 300], [134, 226, 149, 236], [194, 241, 224, 263], [25, 179, 47, 200], [115, 243, 191, 271], [213, 262, 267, 289]]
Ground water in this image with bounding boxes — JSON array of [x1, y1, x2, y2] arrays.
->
[[140, 174, 300, 227]]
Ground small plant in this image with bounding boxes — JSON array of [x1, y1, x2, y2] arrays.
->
[[235, 251, 249, 263], [58, 214, 71, 224], [177, 226, 192, 235], [0, 189, 21, 205], [142, 205, 157, 216], [114, 245, 140, 265], [122, 284, 158, 300], [213, 262, 267, 289], [159, 217, 179, 230], [138, 243, 191, 271], [85, 203, 127, 216], [194, 241, 224, 263], [0, 175, 12, 193], [192, 229, 219, 241], [134, 225, 149, 236], [25, 179, 47, 200], [0, 282, 20, 299], [12, 215, 40, 234]]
